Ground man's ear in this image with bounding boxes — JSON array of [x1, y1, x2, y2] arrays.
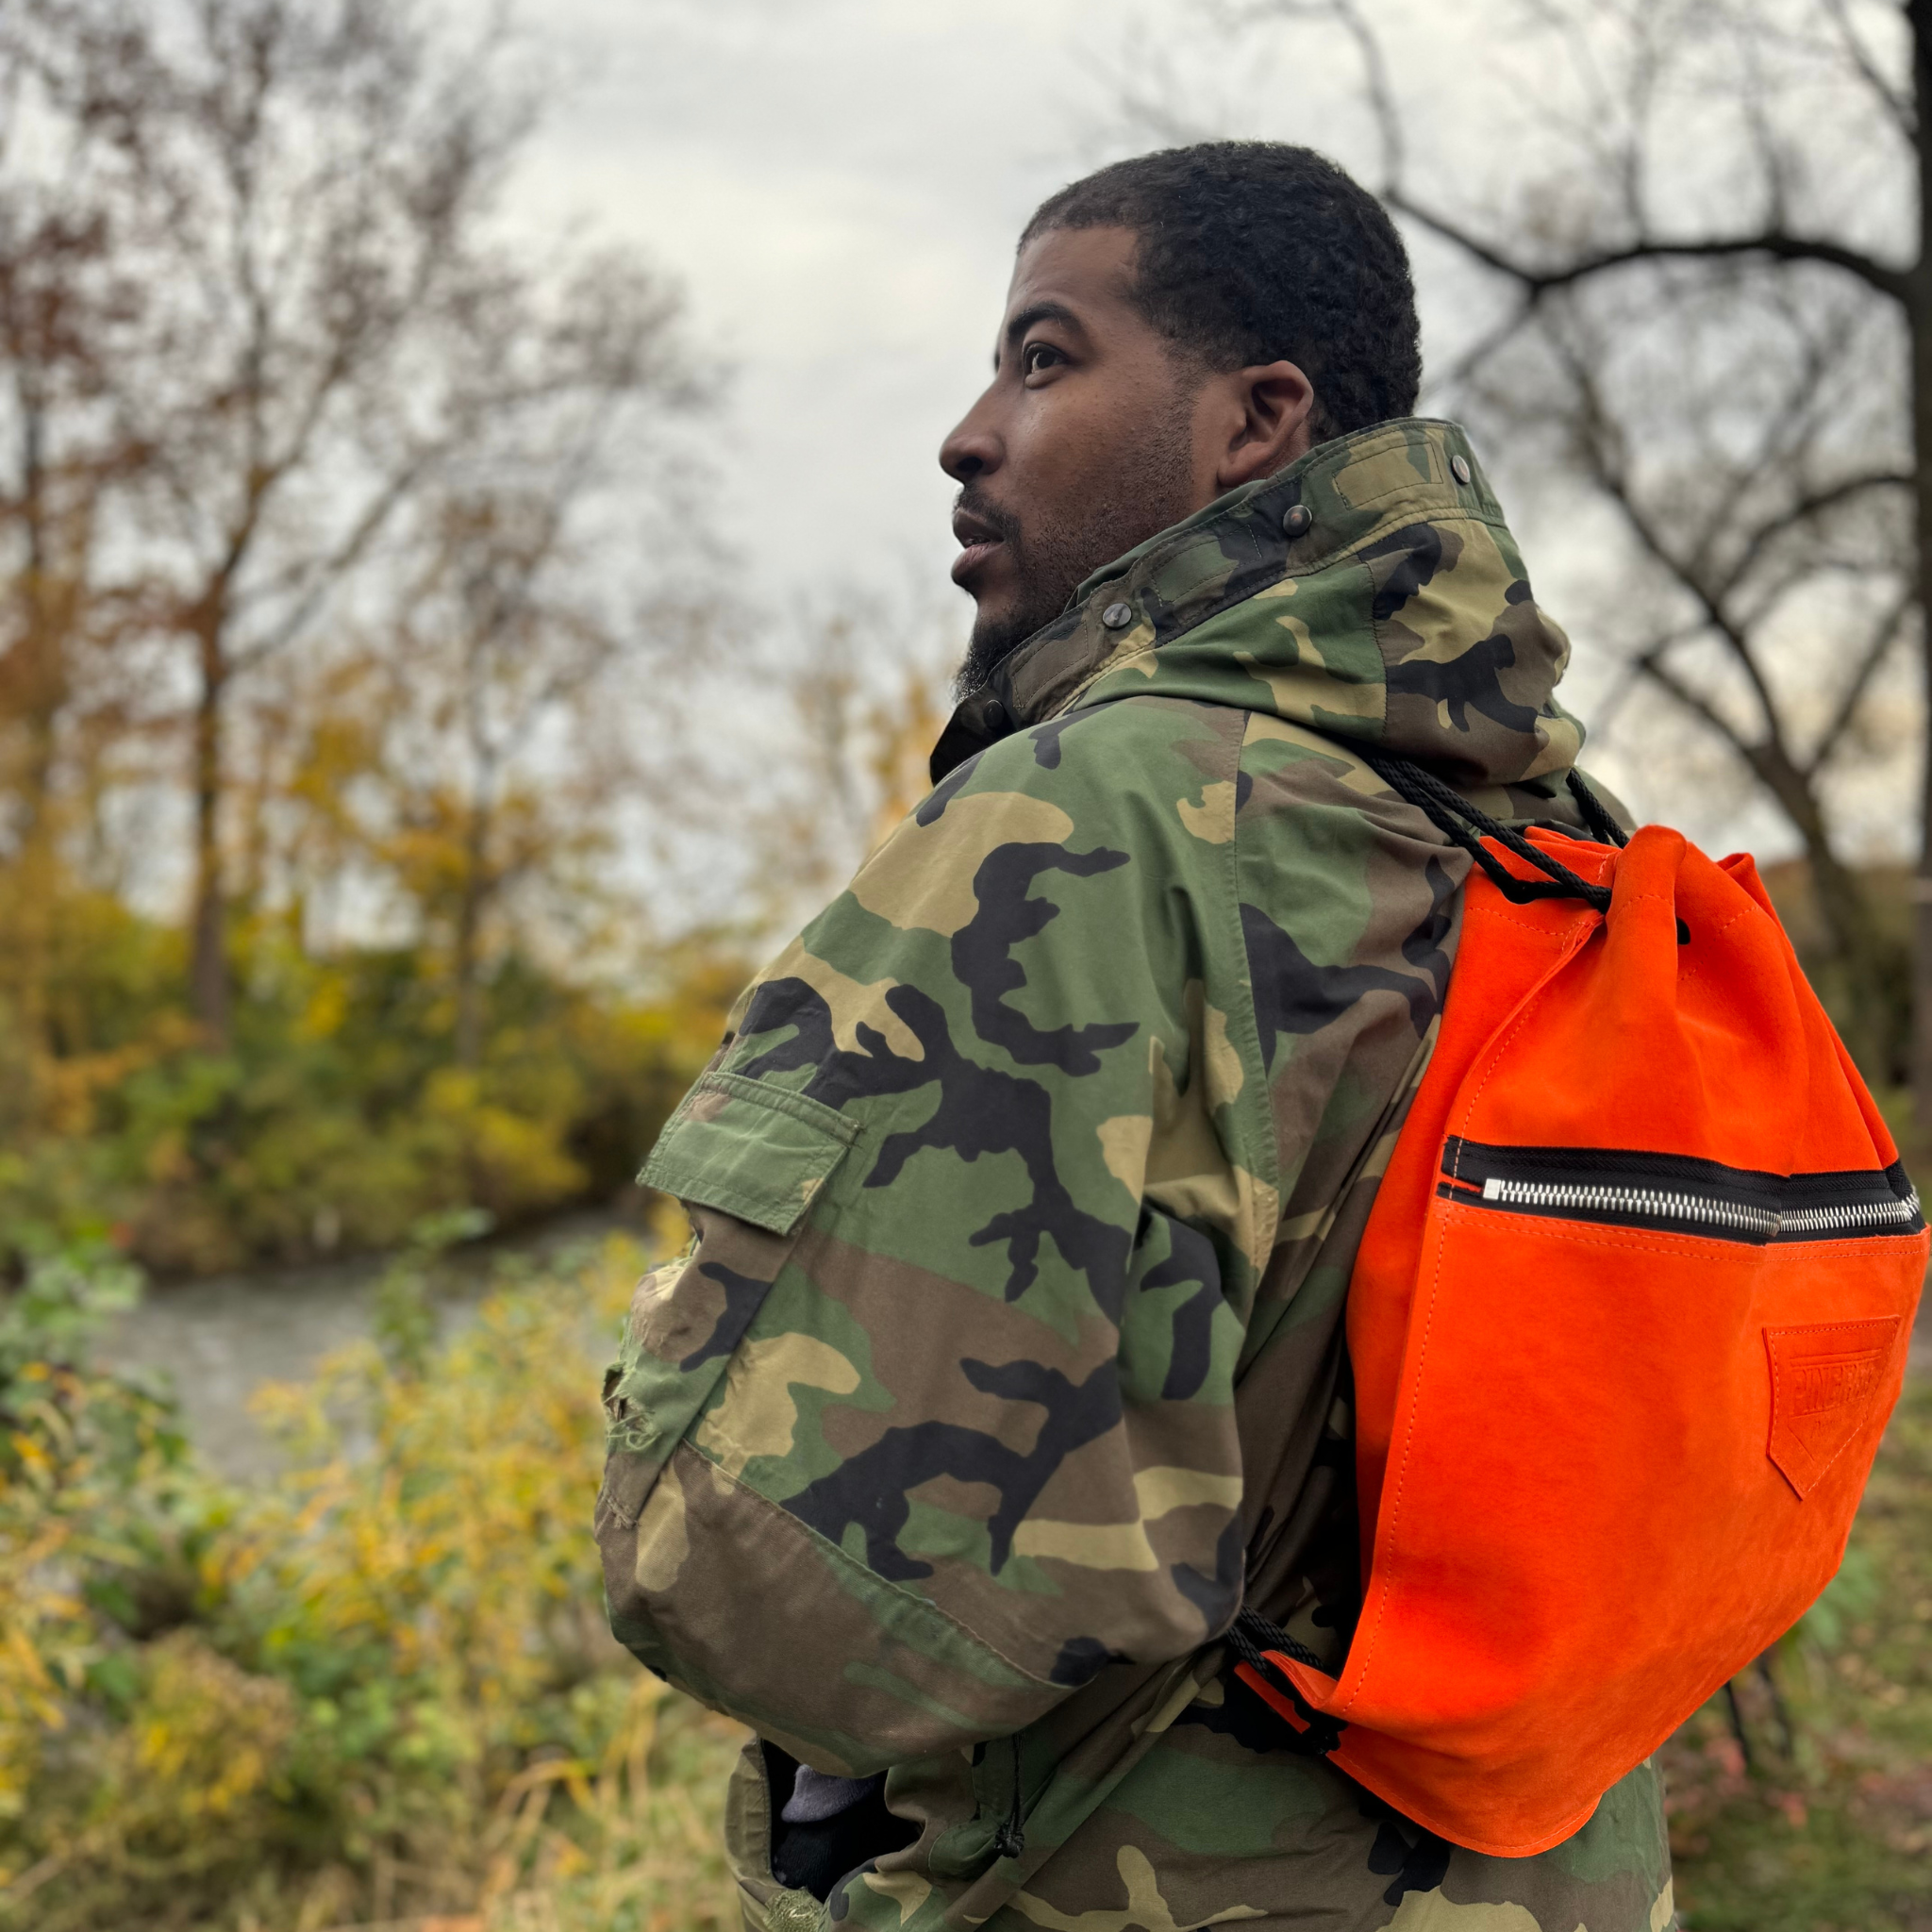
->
[[1212, 359, 1317, 491]]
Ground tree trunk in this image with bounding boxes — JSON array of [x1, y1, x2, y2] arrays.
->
[[1910, 0, 1932, 1126], [15, 708, 61, 1051], [1749, 741, 1890, 1074], [1807, 835, 1890, 1077], [452, 803, 490, 1070], [190, 622, 230, 1046], [8, 402, 62, 1066], [452, 885, 482, 1070]]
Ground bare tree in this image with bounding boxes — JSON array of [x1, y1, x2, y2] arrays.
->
[[743, 594, 957, 937], [1, 0, 697, 1044], [1132, 0, 1928, 1091], [0, 156, 147, 1074], [375, 486, 669, 1070], [1461, 253, 1912, 1069], [257, 252, 705, 1067]]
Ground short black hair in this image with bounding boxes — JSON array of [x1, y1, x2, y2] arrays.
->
[[1021, 142, 1422, 443]]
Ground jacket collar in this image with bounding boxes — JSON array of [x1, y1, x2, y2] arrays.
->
[[930, 417, 1582, 789]]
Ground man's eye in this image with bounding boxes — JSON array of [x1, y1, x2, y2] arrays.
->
[[1022, 341, 1064, 378]]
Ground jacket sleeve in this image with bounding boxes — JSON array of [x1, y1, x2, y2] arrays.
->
[[595, 702, 1275, 1774]]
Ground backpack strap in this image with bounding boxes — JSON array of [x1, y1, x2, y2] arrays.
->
[[1563, 770, 1630, 850], [1357, 749, 1620, 914], [1224, 1607, 1350, 1757]]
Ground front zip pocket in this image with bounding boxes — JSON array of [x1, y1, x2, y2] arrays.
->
[[1439, 1138, 1924, 1245]]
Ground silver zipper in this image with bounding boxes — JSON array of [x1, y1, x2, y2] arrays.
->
[[1781, 1191, 1922, 1237], [1478, 1174, 1920, 1240]]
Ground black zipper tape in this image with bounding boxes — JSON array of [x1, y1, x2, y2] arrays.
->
[[1438, 1137, 1924, 1245]]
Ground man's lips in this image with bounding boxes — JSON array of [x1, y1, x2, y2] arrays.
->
[[951, 539, 1004, 586], [951, 509, 1008, 587]]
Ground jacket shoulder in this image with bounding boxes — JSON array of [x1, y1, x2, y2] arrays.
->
[[957, 692, 1246, 815], [994, 700, 1427, 824]]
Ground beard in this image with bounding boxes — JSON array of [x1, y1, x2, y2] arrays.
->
[[952, 394, 1201, 699]]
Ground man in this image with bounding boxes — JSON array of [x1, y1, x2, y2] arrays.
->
[[598, 142, 1674, 1931]]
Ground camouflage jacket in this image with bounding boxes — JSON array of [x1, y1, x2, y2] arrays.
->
[[598, 420, 1676, 1932]]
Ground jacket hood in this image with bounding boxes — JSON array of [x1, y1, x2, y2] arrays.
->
[[931, 417, 1584, 790]]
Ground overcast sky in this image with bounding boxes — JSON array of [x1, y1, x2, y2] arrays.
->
[[502, 0, 1531, 594], [510, 0, 1130, 622], [495, 0, 1864, 855]]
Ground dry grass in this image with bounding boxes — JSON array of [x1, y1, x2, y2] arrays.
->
[[0, 1233, 744, 1932]]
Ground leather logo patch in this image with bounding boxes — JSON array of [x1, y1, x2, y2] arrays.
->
[[1764, 1318, 1902, 1498]]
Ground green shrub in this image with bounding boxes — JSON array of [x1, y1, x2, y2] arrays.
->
[[0, 902, 740, 1274], [0, 1232, 744, 1932]]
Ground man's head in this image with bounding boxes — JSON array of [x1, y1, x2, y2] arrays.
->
[[941, 142, 1421, 693]]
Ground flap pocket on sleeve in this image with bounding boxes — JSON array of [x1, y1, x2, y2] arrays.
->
[[601, 1074, 859, 1534], [640, 1071, 858, 1237]]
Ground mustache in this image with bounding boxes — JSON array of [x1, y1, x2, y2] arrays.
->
[[954, 484, 1023, 547]]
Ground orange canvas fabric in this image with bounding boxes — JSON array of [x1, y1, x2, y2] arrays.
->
[[1238, 824, 1925, 1856]]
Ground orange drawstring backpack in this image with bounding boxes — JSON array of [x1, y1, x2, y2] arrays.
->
[[1229, 758, 1926, 1858]]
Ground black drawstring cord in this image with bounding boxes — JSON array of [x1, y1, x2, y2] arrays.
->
[[1224, 1607, 1349, 1757], [991, 1733, 1026, 1860], [1357, 747, 1614, 914], [1225, 1606, 1325, 1673], [1566, 769, 1630, 848]]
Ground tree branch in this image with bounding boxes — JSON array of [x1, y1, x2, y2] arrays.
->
[[1603, 472, 1792, 751], [1632, 643, 1756, 764], [1822, 0, 1916, 141], [1807, 581, 1917, 775], [1587, 623, 1706, 747], [1388, 190, 1912, 306], [1555, 343, 1795, 758], [1719, 470, 1914, 599], [1331, 0, 1404, 192]]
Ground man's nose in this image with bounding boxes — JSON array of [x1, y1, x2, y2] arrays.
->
[[939, 395, 1001, 484]]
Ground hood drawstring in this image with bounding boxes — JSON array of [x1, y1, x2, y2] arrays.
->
[[1358, 749, 1620, 913], [991, 1733, 1026, 1861]]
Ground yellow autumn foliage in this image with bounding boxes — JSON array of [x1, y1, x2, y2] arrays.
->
[[0, 1234, 746, 1932]]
